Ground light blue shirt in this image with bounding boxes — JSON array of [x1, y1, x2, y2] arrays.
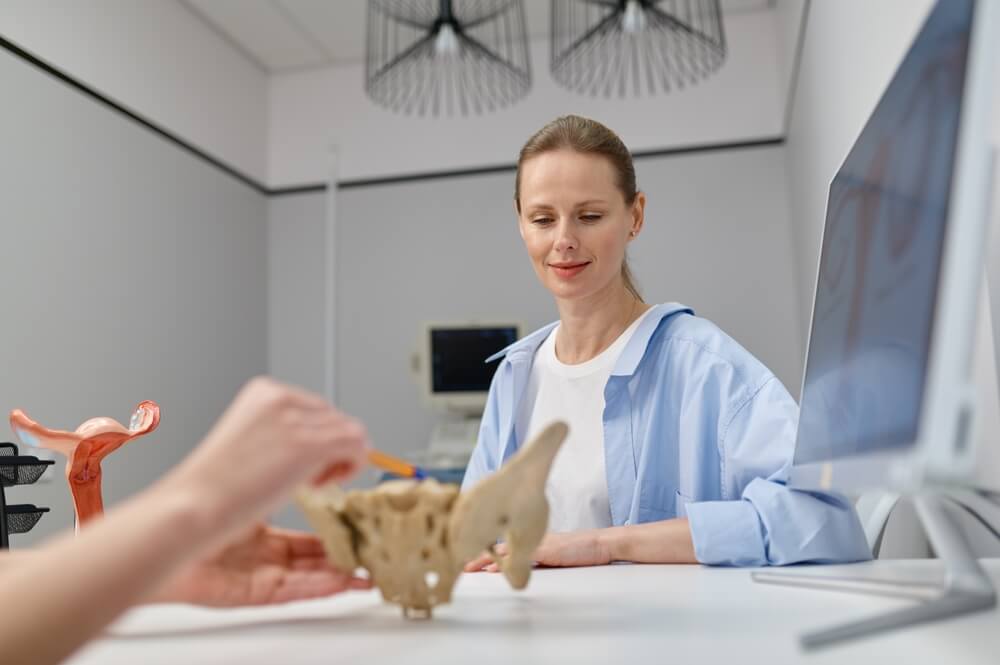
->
[[461, 303, 871, 566]]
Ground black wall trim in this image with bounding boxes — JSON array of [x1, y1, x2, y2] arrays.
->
[[338, 162, 518, 191], [0, 34, 269, 196], [632, 137, 784, 160], [273, 136, 786, 195], [269, 183, 328, 196], [2, 33, 785, 197]]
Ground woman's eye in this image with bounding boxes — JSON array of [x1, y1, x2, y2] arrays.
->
[[581, 214, 602, 223], [531, 218, 554, 225]]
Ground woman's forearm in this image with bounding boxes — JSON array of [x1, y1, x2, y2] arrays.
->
[[0, 549, 28, 570], [0, 377, 370, 665], [599, 518, 698, 564], [0, 476, 222, 665]]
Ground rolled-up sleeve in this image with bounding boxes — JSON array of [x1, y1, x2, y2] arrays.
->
[[686, 377, 871, 566]]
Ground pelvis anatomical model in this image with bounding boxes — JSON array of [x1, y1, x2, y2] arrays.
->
[[9, 402, 160, 526], [297, 421, 568, 617]]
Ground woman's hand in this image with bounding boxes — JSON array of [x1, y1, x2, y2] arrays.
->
[[161, 377, 370, 546], [463, 529, 613, 572], [149, 523, 371, 607], [0, 377, 373, 665]]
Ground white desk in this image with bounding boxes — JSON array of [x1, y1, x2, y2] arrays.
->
[[67, 559, 1000, 665]]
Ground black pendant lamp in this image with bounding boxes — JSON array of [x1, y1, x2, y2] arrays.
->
[[365, 0, 532, 115], [551, 0, 727, 97]]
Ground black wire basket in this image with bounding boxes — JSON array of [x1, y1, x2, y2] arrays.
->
[[0, 442, 54, 487], [4, 504, 49, 535], [0, 457, 55, 487], [1, 442, 54, 548]]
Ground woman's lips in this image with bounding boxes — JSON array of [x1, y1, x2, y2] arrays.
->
[[549, 261, 590, 279]]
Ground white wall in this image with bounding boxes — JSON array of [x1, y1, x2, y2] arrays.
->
[[267, 10, 786, 187], [0, 46, 268, 545], [773, 0, 807, 130], [0, 4, 797, 191], [0, 0, 268, 183], [784, 1, 941, 337]]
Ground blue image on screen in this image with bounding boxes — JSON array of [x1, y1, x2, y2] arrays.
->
[[794, 0, 974, 464]]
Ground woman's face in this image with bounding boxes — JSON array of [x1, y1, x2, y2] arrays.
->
[[517, 149, 644, 302]]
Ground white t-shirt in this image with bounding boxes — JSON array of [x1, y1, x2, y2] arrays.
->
[[517, 308, 656, 533]]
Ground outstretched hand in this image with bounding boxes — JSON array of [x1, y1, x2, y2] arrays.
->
[[150, 523, 371, 607], [463, 530, 613, 573]]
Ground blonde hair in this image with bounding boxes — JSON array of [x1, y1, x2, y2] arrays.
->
[[514, 115, 642, 301]]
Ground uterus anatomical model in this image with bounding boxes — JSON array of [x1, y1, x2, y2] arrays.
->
[[9, 401, 160, 526]]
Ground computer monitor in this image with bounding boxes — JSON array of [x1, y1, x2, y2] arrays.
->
[[421, 323, 518, 415], [754, 0, 1000, 648], [789, 0, 999, 495]]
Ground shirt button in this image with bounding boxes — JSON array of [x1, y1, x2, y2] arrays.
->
[[624, 519, 631, 526]]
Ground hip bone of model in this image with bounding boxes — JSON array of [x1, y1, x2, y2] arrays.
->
[[297, 421, 568, 617]]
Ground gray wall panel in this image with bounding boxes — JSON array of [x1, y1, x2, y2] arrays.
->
[[268, 193, 327, 395], [0, 48, 267, 545]]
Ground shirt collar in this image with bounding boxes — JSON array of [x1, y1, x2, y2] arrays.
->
[[484, 302, 693, 373], [484, 321, 558, 364], [611, 302, 692, 376]]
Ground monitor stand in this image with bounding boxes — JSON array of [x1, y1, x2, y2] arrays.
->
[[752, 492, 997, 648], [427, 415, 481, 468]]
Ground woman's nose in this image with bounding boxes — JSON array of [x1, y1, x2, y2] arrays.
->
[[553, 220, 578, 252]]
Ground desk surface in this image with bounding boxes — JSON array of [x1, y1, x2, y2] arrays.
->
[[67, 559, 1000, 665]]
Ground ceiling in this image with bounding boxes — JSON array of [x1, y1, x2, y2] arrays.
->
[[180, 0, 774, 73]]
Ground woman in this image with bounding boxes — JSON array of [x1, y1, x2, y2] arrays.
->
[[463, 115, 870, 570], [0, 377, 371, 665]]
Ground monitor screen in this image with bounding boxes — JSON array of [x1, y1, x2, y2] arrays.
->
[[794, 0, 975, 464], [430, 327, 518, 393]]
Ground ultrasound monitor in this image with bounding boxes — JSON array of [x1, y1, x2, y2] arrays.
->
[[423, 324, 518, 414]]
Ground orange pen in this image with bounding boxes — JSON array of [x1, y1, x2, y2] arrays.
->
[[367, 449, 427, 479]]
